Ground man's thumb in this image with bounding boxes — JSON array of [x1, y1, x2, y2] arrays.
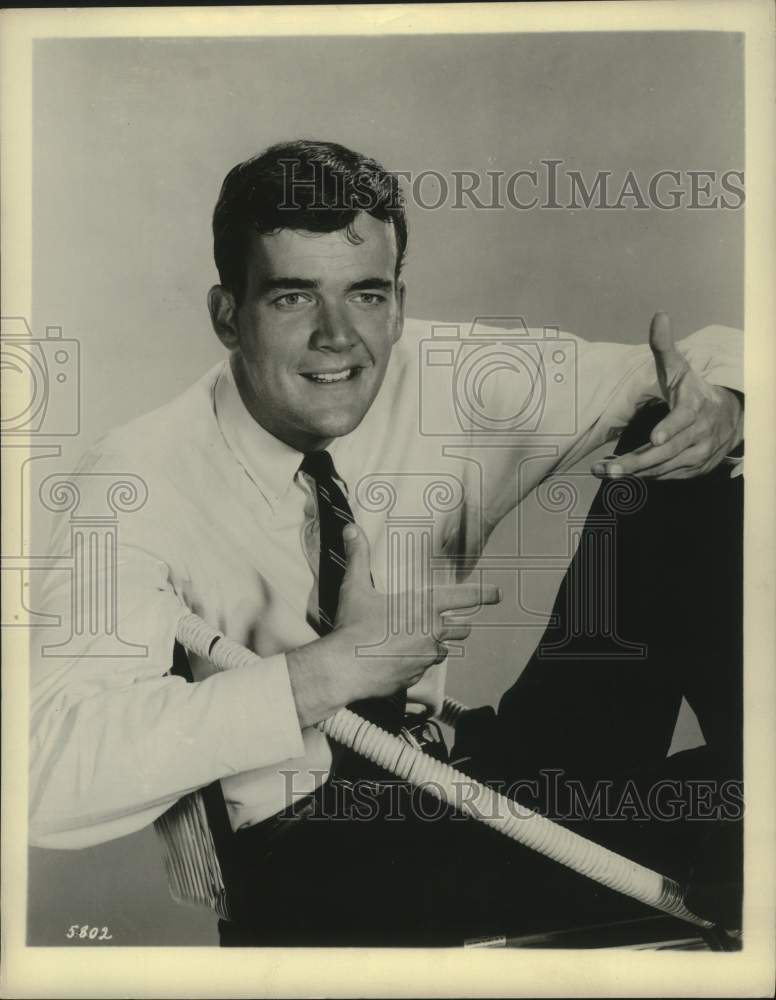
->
[[649, 311, 676, 353], [342, 523, 372, 582], [649, 311, 683, 399], [649, 310, 684, 359]]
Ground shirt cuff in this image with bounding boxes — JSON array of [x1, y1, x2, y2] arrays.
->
[[717, 387, 744, 477], [722, 456, 744, 479]]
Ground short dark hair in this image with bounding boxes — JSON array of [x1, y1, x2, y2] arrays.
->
[[213, 139, 408, 303]]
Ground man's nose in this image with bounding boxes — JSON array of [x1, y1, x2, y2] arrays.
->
[[309, 304, 357, 352]]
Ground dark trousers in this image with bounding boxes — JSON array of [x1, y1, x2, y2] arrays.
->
[[220, 405, 743, 947], [485, 403, 743, 783]]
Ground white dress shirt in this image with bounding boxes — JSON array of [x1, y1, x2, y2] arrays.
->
[[28, 318, 743, 848]]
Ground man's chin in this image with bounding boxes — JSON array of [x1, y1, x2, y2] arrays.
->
[[311, 412, 367, 441]]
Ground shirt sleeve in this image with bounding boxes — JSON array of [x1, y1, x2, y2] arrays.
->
[[29, 465, 305, 850]]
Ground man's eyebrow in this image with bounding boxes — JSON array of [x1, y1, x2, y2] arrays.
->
[[257, 277, 320, 294], [347, 278, 395, 292], [257, 276, 395, 295]]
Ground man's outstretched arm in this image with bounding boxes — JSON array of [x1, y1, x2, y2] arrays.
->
[[437, 313, 744, 534]]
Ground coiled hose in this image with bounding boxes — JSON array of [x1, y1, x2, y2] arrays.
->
[[176, 612, 713, 930]]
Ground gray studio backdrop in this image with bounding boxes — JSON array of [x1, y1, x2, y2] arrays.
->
[[28, 32, 743, 945]]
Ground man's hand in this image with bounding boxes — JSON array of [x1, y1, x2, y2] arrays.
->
[[287, 524, 501, 727], [592, 312, 744, 480]]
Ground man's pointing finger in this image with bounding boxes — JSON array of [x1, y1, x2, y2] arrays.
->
[[434, 583, 502, 612]]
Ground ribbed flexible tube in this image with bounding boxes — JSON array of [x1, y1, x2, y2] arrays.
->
[[321, 707, 711, 928], [439, 695, 468, 727], [175, 612, 713, 929]]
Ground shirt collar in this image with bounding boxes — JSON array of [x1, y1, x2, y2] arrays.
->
[[214, 360, 305, 512]]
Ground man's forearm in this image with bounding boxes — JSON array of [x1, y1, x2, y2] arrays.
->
[[286, 637, 348, 729]]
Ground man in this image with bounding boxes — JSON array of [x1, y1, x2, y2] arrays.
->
[[29, 140, 743, 946]]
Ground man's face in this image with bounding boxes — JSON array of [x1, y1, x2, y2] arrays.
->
[[209, 212, 405, 453]]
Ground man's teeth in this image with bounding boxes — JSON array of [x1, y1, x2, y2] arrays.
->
[[307, 369, 354, 383]]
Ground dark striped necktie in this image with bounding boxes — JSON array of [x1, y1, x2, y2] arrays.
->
[[299, 449, 406, 750], [299, 449, 353, 636]]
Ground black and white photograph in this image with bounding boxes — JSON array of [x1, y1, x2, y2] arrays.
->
[[1, 3, 774, 997]]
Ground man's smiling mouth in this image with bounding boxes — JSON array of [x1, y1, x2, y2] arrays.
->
[[301, 367, 360, 384]]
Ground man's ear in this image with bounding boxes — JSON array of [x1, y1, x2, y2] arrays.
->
[[208, 285, 240, 350], [393, 280, 406, 343]]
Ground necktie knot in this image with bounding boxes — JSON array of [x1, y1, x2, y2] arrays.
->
[[300, 449, 337, 483]]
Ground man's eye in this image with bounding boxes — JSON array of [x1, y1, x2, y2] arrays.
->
[[351, 293, 386, 306], [274, 293, 311, 308]]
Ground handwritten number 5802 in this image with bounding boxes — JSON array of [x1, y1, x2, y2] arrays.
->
[[65, 924, 112, 941]]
